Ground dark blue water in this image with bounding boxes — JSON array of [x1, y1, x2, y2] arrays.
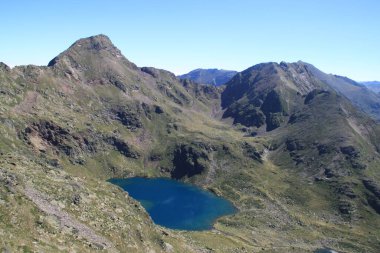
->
[[109, 177, 236, 230], [314, 249, 339, 253]]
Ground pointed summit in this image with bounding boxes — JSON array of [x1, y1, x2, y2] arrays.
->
[[47, 34, 135, 69], [70, 34, 115, 50], [65, 34, 121, 56], [48, 34, 122, 67], [47, 35, 138, 83]]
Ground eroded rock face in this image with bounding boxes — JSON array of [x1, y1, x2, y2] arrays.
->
[[23, 120, 97, 159], [141, 103, 165, 119], [340, 146, 366, 170], [171, 144, 209, 179], [336, 183, 356, 199], [223, 104, 266, 128], [107, 73, 128, 92], [0, 62, 10, 72], [110, 102, 165, 129], [105, 136, 140, 159], [288, 112, 310, 124], [285, 139, 305, 152], [363, 179, 380, 214], [317, 144, 336, 155], [304, 89, 329, 104], [221, 88, 289, 131], [265, 112, 284, 131], [363, 179, 380, 199], [367, 195, 380, 214], [241, 142, 262, 161], [0, 169, 18, 193], [141, 67, 161, 78], [338, 200, 355, 215], [261, 90, 286, 116], [340, 146, 359, 158], [112, 108, 143, 131]]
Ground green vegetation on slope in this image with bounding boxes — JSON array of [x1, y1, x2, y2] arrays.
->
[[0, 35, 379, 253]]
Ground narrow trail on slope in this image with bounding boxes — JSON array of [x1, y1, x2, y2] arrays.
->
[[24, 185, 118, 252]]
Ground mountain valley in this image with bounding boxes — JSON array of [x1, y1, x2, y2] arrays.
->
[[0, 35, 379, 253]]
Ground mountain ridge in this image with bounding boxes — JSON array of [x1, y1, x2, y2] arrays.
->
[[0, 34, 379, 253], [361, 81, 380, 93], [178, 68, 238, 86]]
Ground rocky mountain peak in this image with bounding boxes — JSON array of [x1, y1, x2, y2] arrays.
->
[[68, 34, 120, 55], [46, 35, 138, 84], [0, 62, 11, 72], [47, 34, 127, 68], [244, 62, 278, 73]]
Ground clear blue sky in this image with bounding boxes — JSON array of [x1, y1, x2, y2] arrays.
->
[[1, 0, 379, 80]]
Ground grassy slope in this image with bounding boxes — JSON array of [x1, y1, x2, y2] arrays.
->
[[0, 36, 379, 252]]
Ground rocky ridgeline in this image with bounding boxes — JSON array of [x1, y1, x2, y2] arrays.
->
[[0, 35, 379, 252]]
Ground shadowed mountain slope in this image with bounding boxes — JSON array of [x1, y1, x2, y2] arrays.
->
[[303, 63, 380, 121]]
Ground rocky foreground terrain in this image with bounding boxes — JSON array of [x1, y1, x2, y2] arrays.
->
[[0, 35, 379, 252]]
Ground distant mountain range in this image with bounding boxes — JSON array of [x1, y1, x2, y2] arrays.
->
[[181, 65, 380, 121], [178, 68, 237, 86], [361, 81, 380, 93]]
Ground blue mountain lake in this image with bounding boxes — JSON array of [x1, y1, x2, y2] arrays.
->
[[109, 177, 237, 230], [314, 249, 339, 253]]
